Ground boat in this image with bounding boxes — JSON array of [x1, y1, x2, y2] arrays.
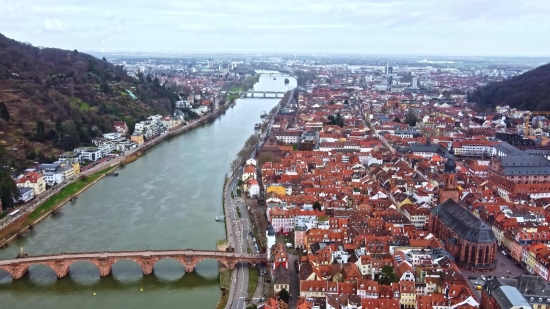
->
[[254, 123, 260, 130], [273, 77, 276, 80], [215, 216, 225, 221], [260, 111, 267, 118]]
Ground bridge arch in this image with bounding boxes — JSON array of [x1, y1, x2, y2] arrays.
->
[[0, 250, 267, 280], [111, 258, 150, 278]]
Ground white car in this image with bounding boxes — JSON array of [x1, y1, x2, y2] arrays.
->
[[481, 275, 486, 280]]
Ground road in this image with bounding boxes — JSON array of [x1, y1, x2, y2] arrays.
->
[[224, 93, 291, 309], [223, 162, 260, 309]]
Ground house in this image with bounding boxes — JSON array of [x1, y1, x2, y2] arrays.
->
[[74, 147, 103, 162], [247, 179, 260, 198], [113, 121, 129, 134], [17, 171, 46, 195], [59, 151, 81, 162], [131, 133, 144, 145], [273, 263, 290, 294], [242, 164, 257, 181], [38, 163, 65, 186], [259, 297, 288, 309], [14, 187, 35, 203]]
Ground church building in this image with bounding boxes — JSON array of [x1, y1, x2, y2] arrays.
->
[[429, 148, 497, 271]]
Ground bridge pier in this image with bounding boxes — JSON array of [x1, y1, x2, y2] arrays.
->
[[141, 258, 155, 276], [263, 92, 266, 97], [97, 259, 112, 277], [184, 265, 194, 273], [0, 264, 29, 280], [53, 261, 71, 279]]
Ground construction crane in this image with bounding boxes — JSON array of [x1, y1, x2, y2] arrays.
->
[[524, 111, 550, 136]]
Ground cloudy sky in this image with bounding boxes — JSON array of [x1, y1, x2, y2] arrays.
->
[[1, 0, 549, 56]]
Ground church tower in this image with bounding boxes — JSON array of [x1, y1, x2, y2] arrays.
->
[[438, 147, 459, 204]]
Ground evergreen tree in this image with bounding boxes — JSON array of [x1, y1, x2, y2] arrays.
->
[[278, 288, 290, 303], [0, 103, 10, 121], [0, 147, 19, 209]]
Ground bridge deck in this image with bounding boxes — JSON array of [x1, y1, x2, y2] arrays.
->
[[0, 249, 266, 265]]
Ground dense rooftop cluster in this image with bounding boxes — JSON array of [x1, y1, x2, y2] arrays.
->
[[253, 66, 550, 309]]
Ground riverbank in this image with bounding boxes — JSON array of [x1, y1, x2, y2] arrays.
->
[[0, 166, 118, 248], [0, 104, 230, 248], [216, 239, 232, 309], [219, 91, 292, 309]]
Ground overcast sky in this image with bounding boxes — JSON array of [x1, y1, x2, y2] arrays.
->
[[1, 0, 549, 56]]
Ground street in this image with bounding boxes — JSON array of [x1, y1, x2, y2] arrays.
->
[[224, 93, 291, 308], [458, 251, 528, 300]]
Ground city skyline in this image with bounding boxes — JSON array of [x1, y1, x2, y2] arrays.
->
[[1, 0, 550, 57]]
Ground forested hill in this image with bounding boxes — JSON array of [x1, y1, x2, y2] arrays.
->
[[0, 33, 179, 167], [469, 62, 550, 111]]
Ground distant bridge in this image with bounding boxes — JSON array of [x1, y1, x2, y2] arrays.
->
[[228, 91, 286, 98], [0, 249, 266, 280]]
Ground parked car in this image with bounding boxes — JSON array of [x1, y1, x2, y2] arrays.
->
[[468, 276, 477, 280], [481, 275, 486, 280]]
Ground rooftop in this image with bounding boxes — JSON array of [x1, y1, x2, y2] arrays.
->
[[431, 199, 496, 244]]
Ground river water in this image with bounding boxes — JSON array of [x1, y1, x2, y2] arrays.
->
[[0, 73, 296, 309]]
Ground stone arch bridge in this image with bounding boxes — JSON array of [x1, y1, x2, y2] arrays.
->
[[0, 249, 266, 280]]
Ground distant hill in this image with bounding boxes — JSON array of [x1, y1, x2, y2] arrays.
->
[[0, 33, 179, 167], [468, 62, 550, 111]]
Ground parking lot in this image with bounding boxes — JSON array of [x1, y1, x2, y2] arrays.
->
[[459, 251, 529, 299]]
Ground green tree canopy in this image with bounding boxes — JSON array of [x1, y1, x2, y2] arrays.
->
[[0, 147, 20, 209], [378, 264, 398, 285], [404, 112, 419, 127], [312, 201, 322, 211], [279, 288, 290, 303]]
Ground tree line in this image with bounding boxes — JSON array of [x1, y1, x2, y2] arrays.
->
[[230, 134, 260, 174]]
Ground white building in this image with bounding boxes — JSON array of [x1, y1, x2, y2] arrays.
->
[[247, 179, 260, 198], [74, 147, 103, 162]]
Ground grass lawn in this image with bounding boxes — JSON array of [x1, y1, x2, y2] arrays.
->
[[228, 86, 244, 101], [248, 267, 259, 299], [219, 267, 232, 290], [25, 166, 117, 224]]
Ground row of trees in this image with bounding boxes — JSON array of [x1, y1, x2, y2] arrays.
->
[[230, 134, 260, 173]]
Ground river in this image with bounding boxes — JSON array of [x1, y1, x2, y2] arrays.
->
[[0, 73, 297, 309]]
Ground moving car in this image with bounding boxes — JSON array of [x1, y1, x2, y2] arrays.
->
[[468, 276, 477, 280]]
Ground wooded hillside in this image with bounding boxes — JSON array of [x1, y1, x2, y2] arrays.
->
[[469, 62, 550, 111], [0, 33, 178, 168]]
